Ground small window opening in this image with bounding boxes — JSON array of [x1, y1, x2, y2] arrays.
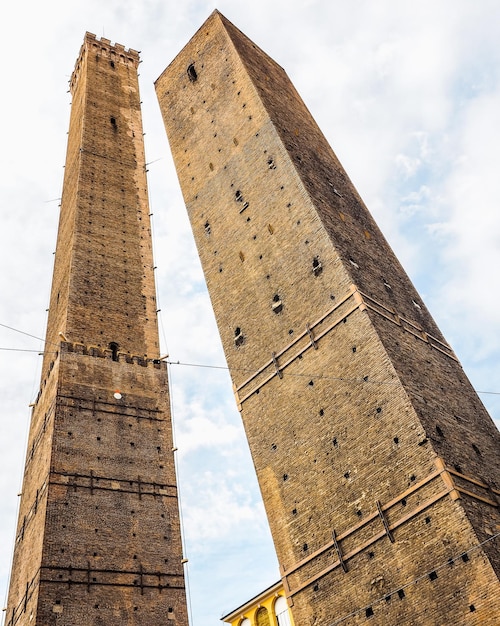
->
[[368, 551, 375, 559], [366, 607, 374, 617], [283, 473, 288, 481], [303, 543, 308, 551], [292, 508, 297, 515], [267, 157, 276, 169], [313, 584, 319, 592], [234, 327, 244, 347], [394, 437, 399, 444], [110, 117, 116, 126], [356, 510, 362, 517], [312, 257, 323, 276], [469, 605, 476, 612], [235, 190, 243, 202], [187, 64, 197, 82], [344, 471, 350, 479], [319, 408, 324, 416], [425, 516, 431, 524], [376, 407, 382, 414], [332, 438, 338, 447], [462, 553, 469, 562], [436, 425, 444, 437], [204, 221, 211, 235], [110, 61, 115, 68], [429, 571, 438, 581], [401, 498, 407, 506], [109, 342, 119, 361], [272, 294, 283, 314], [397, 589, 405, 600]]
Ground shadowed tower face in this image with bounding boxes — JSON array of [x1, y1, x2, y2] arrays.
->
[[156, 11, 500, 625], [6, 33, 188, 626]]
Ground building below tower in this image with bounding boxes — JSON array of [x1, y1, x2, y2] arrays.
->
[[222, 581, 294, 626]]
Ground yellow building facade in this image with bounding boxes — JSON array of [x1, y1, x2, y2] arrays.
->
[[222, 581, 294, 626]]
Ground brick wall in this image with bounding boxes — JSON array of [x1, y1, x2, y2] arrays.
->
[[156, 11, 500, 624], [6, 34, 188, 626]]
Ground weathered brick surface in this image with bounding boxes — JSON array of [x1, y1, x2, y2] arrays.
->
[[156, 11, 500, 624], [6, 34, 188, 625]]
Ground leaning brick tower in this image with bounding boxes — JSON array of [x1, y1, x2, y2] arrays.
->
[[156, 11, 500, 625], [5, 33, 188, 626]]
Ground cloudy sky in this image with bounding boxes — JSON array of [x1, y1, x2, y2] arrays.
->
[[0, 1, 499, 624]]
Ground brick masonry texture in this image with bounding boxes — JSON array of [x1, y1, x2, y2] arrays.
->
[[156, 11, 500, 625], [6, 34, 188, 626]]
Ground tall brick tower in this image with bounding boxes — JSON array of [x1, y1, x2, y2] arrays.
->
[[5, 33, 188, 626], [156, 11, 500, 625]]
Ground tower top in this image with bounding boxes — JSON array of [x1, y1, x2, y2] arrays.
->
[[70, 32, 140, 94]]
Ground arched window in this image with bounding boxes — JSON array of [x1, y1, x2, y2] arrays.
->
[[109, 342, 119, 362], [187, 63, 198, 82], [275, 596, 292, 626], [256, 607, 270, 626]]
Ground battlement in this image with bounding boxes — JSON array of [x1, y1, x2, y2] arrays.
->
[[31, 341, 166, 410], [69, 31, 141, 93], [84, 31, 140, 59], [59, 340, 166, 369]]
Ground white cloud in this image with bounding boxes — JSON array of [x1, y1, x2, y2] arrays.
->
[[1, 1, 499, 623]]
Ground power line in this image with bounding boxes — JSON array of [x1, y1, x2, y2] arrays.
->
[[0, 336, 498, 397], [165, 359, 500, 396], [0, 322, 59, 348], [0, 348, 46, 354]]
